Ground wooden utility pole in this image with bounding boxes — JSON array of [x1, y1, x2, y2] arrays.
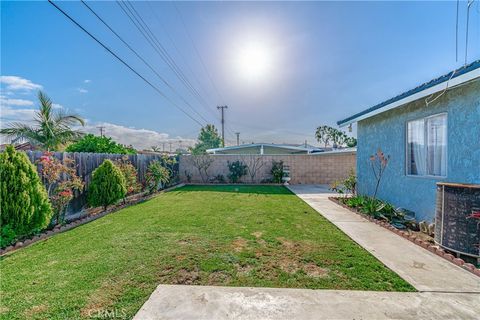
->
[[97, 126, 105, 137], [217, 105, 228, 147], [235, 132, 240, 146]]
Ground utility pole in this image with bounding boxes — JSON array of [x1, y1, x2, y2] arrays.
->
[[169, 142, 172, 153], [97, 126, 105, 137], [235, 132, 240, 146], [217, 105, 228, 147]]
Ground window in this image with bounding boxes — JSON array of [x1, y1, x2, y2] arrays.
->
[[407, 113, 447, 177]]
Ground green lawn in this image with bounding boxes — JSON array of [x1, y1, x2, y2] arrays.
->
[[0, 185, 414, 319]]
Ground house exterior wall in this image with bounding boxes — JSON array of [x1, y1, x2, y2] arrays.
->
[[357, 79, 480, 222], [179, 151, 356, 184]]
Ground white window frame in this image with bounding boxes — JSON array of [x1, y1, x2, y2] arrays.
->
[[405, 112, 447, 178]]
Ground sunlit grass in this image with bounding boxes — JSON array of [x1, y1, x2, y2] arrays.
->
[[0, 185, 414, 319]]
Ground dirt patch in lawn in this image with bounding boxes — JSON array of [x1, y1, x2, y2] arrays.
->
[[236, 264, 254, 276], [174, 269, 199, 285], [207, 271, 231, 285], [251, 231, 263, 238], [303, 263, 329, 278], [278, 257, 300, 273], [277, 237, 300, 249], [80, 278, 131, 317], [24, 305, 48, 318], [231, 237, 248, 252]]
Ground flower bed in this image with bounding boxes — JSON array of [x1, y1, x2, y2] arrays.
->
[[0, 184, 184, 256], [329, 196, 480, 277]]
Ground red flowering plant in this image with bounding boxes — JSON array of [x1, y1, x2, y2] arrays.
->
[[369, 148, 390, 199], [37, 152, 83, 225], [113, 156, 141, 198]]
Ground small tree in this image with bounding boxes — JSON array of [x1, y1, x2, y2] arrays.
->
[[315, 125, 331, 148], [190, 154, 214, 183], [37, 152, 83, 225], [113, 156, 141, 196], [0, 145, 52, 243], [369, 149, 390, 199], [227, 160, 247, 183], [88, 159, 126, 210], [190, 124, 222, 155], [145, 160, 171, 193], [243, 156, 266, 183], [330, 128, 347, 148], [271, 160, 284, 183]]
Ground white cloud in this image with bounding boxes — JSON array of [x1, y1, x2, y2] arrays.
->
[[82, 122, 196, 151], [77, 88, 88, 94], [0, 76, 42, 91], [0, 105, 36, 122], [0, 95, 34, 107], [84, 79, 91, 83], [52, 103, 64, 109]]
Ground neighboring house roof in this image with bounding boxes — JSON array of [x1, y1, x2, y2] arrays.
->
[[337, 59, 480, 127], [207, 143, 322, 154], [0, 142, 37, 151]]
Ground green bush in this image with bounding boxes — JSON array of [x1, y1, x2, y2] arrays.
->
[[145, 160, 171, 194], [271, 160, 284, 183], [88, 159, 126, 210], [66, 134, 136, 154], [0, 145, 52, 245], [227, 160, 247, 183], [114, 156, 141, 195]]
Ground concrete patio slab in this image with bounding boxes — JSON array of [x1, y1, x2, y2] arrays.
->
[[287, 184, 480, 293], [134, 285, 480, 320]]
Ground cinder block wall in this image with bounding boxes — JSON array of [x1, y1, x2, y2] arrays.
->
[[179, 151, 356, 184]]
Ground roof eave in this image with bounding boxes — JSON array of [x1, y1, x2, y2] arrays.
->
[[337, 61, 480, 127]]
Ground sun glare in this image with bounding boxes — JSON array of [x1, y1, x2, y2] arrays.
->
[[236, 42, 273, 81]]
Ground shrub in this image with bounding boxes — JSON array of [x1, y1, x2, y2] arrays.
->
[[271, 160, 284, 183], [66, 134, 136, 154], [227, 160, 247, 183], [330, 169, 356, 197], [0, 145, 52, 244], [145, 160, 171, 194], [37, 152, 83, 225], [114, 156, 141, 195], [88, 159, 126, 210]]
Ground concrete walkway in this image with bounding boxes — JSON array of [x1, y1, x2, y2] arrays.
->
[[134, 185, 479, 319], [288, 184, 479, 293], [134, 285, 479, 320]]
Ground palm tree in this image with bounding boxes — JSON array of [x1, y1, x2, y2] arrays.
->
[[0, 91, 85, 150]]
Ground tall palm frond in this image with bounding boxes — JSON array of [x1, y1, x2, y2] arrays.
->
[[0, 91, 85, 150]]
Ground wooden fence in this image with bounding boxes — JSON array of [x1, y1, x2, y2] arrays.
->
[[26, 151, 179, 216]]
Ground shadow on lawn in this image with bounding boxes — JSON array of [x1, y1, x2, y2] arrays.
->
[[174, 184, 293, 195]]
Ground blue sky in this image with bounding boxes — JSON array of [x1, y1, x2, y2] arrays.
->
[[1, 1, 479, 149]]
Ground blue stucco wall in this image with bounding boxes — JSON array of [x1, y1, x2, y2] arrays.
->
[[357, 79, 480, 222]]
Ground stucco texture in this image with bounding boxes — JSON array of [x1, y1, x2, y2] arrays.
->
[[357, 79, 480, 222]]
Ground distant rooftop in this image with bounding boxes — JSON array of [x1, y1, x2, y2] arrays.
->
[[337, 60, 480, 127], [207, 143, 323, 155]]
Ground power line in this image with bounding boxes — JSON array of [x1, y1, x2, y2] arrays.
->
[[173, 3, 226, 105], [145, 1, 220, 120], [117, 0, 215, 122], [80, 0, 210, 124], [47, 0, 204, 127]]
